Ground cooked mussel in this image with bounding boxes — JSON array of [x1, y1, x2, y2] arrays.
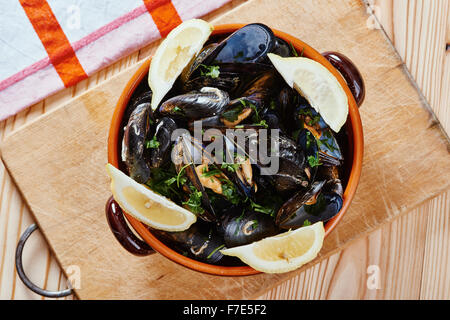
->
[[219, 69, 281, 127], [271, 37, 295, 57], [182, 62, 270, 95], [181, 43, 219, 84], [159, 87, 229, 120], [202, 23, 275, 65], [152, 222, 225, 263], [149, 117, 178, 168], [218, 209, 278, 248], [295, 104, 344, 166], [214, 134, 258, 199], [260, 134, 309, 193], [122, 91, 154, 183], [172, 133, 217, 222], [276, 174, 343, 229]]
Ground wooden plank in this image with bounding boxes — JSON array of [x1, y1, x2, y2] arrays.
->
[[0, 0, 449, 299], [258, 191, 449, 300]]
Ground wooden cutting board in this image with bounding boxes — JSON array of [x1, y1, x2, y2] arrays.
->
[[1, 0, 449, 299]]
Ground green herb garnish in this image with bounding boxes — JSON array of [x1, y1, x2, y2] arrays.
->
[[145, 135, 160, 149], [307, 151, 322, 168], [200, 64, 220, 78], [201, 166, 222, 177], [221, 179, 241, 205], [182, 188, 204, 214], [206, 244, 225, 259], [221, 162, 240, 173], [303, 219, 312, 226], [255, 119, 268, 129], [176, 163, 191, 187], [289, 42, 298, 57], [249, 199, 275, 216], [221, 104, 244, 122]]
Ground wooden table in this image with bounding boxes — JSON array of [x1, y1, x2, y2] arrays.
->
[[0, 0, 448, 299]]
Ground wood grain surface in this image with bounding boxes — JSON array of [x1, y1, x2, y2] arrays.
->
[[0, 0, 448, 300]]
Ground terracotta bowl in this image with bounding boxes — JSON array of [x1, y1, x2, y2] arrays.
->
[[107, 24, 364, 276]]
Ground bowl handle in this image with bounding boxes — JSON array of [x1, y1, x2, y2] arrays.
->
[[16, 224, 73, 298], [322, 51, 365, 107], [106, 196, 155, 256]]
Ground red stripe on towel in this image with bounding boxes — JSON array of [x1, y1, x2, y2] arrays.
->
[[19, 0, 88, 87]]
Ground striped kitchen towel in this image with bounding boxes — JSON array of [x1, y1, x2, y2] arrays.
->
[[0, 0, 231, 121]]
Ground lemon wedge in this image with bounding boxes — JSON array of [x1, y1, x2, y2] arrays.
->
[[221, 222, 325, 273], [268, 53, 348, 132], [106, 164, 196, 232], [148, 19, 213, 110]]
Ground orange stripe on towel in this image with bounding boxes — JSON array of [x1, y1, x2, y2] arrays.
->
[[19, 0, 87, 87], [143, 0, 183, 38]]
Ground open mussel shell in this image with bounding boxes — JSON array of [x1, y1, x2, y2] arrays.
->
[[259, 134, 309, 193], [159, 87, 230, 121], [214, 134, 257, 199], [218, 208, 278, 248], [183, 62, 272, 95], [180, 43, 219, 84], [149, 117, 177, 168], [295, 104, 344, 167], [203, 23, 275, 65], [296, 128, 319, 182], [122, 91, 154, 183], [172, 134, 217, 222], [237, 69, 281, 108], [276, 179, 344, 229], [152, 222, 225, 264]]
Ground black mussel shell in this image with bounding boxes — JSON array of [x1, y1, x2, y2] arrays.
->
[[122, 92, 154, 183], [271, 37, 294, 57], [181, 43, 219, 84], [152, 222, 225, 264], [183, 62, 272, 96], [294, 104, 344, 167], [149, 117, 178, 168], [219, 209, 278, 248], [276, 180, 343, 229], [203, 23, 275, 65], [159, 87, 229, 120], [261, 109, 285, 131], [215, 135, 257, 199], [297, 128, 319, 182], [172, 134, 217, 222], [264, 158, 309, 193]]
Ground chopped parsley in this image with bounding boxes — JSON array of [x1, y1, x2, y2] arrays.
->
[[206, 244, 225, 259], [182, 187, 204, 214], [172, 106, 183, 114], [255, 119, 268, 129], [201, 166, 222, 177], [307, 151, 322, 168], [221, 104, 243, 122], [221, 162, 240, 173], [176, 163, 190, 187], [145, 135, 160, 149], [220, 179, 241, 205], [289, 42, 298, 57], [305, 130, 316, 149], [302, 219, 312, 226], [249, 199, 276, 216], [146, 166, 183, 202], [200, 64, 220, 78]]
